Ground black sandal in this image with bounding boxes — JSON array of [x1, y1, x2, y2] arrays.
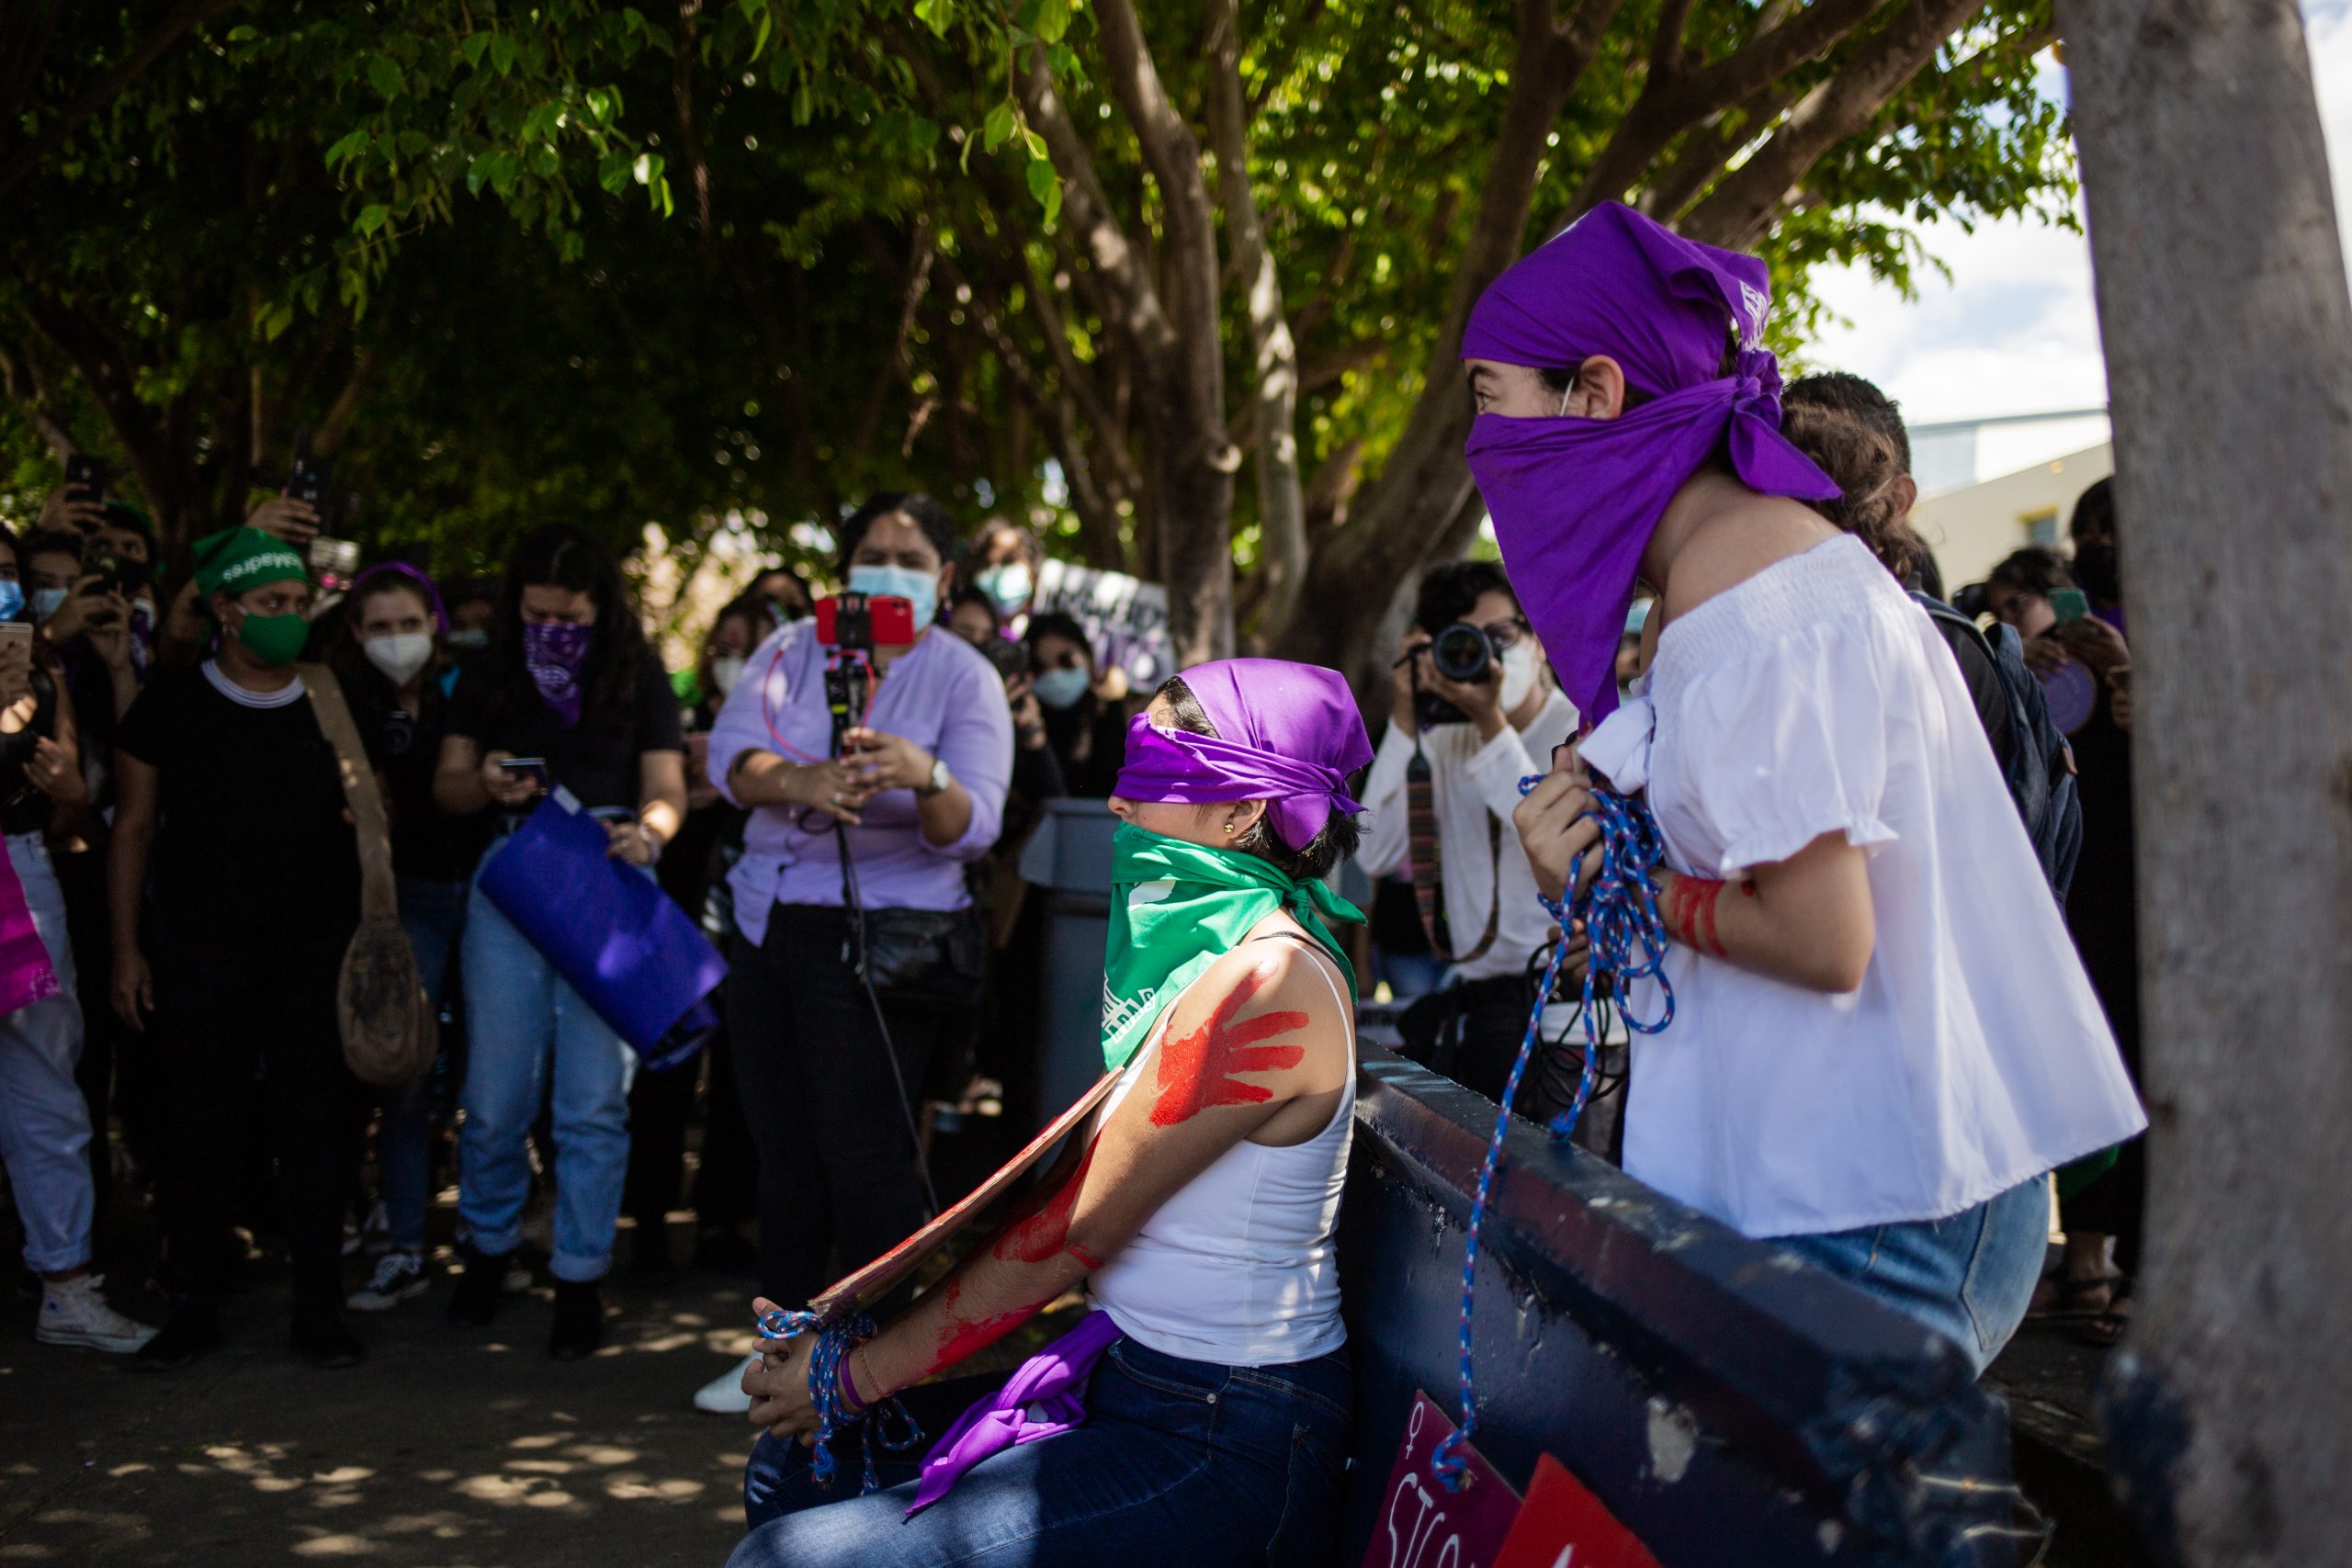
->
[[2082, 1276, 2134, 1347], [2030, 1270, 2120, 1319]]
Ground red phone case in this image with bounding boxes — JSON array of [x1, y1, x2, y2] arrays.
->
[[816, 593, 918, 647]]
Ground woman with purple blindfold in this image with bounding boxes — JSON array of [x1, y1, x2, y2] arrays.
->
[[730, 659, 1370, 1568], [1480, 202, 2143, 1372]]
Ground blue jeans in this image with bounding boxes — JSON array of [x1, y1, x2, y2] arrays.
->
[[0, 836, 91, 1274], [1780, 1178, 2049, 1374], [378, 873, 469, 1253], [456, 841, 636, 1282], [731, 1338, 1352, 1568]]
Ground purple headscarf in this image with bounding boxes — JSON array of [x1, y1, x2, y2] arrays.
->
[[1113, 658, 1373, 848], [1461, 201, 1838, 724]]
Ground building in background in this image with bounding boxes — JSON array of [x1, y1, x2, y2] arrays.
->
[[1907, 407, 2111, 590]]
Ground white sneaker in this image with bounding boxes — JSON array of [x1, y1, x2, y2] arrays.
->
[[348, 1251, 430, 1312], [38, 1275, 159, 1353], [692, 1351, 763, 1414]]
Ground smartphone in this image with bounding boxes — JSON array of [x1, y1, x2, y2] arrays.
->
[[63, 454, 107, 509], [0, 623, 30, 657], [285, 443, 331, 509], [2049, 588, 2089, 625], [815, 592, 918, 650], [498, 757, 550, 794], [310, 535, 362, 590]]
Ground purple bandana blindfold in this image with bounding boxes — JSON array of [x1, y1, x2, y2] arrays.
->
[[1461, 201, 1838, 724], [1112, 658, 1373, 847]]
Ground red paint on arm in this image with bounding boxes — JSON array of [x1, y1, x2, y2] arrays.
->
[[927, 1275, 1049, 1371], [1148, 961, 1309, 1127], [1662, 875, 1730, 959], [989, 1140, 1099, 1266]]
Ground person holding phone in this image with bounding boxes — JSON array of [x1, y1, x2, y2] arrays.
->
[[432, 525, 685, 1359], [1480, 204, 2142, 1373], [0, 522, 156, 1357], [110, 527, 373, 1369], [695, 493, 1011, 1413]]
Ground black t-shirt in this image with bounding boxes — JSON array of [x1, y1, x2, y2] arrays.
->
[[445, 647, 684, 813], [117, 664, 364, 954], [350, 662, 497, 884]]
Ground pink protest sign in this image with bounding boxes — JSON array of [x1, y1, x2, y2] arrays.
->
[[1493, 1454, 1665, 1568], [1358, 1393, 1524, 1568]]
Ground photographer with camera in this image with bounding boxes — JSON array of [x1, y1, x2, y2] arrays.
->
[[432, 525, 686, 1359], [1358, 562, 1577, 1109], [699, 492, 1011, 1407]]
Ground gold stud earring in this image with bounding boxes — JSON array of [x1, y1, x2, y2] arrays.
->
[[1223, 823, 1236, 835]]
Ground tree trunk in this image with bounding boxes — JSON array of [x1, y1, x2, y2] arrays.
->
[[2060, 4, 2352, 1563]]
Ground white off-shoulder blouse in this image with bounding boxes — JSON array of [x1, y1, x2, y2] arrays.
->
[[1579, 535, 2145, 1239]]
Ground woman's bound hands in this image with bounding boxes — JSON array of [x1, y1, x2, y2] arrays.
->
[[743, 1296, 823, 1442]]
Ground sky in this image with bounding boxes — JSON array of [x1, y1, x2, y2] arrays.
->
[[1804, 2, 2352, 433]]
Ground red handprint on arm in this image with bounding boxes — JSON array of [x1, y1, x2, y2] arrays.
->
[[1148, 960, 1310, 1128]]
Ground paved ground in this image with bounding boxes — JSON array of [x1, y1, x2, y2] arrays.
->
[[0, 1235, 772, 1567]]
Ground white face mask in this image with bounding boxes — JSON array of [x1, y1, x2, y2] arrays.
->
[[1498, 641, 1539, 712], [709, 655, 748, 696], [363, 631, 435, 686]]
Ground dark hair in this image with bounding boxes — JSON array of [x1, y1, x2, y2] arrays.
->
[[327, 571, 441, 699], [1155, 675, 1362, 884], [1023, 610, 1096, 668], [1784, 372, 1913, 474], [838, 491, 957, 577], [1413, 560, 1518, 636], [2069, 477, 2115, 546], [1778, 400, 1929, 584], [482, 525, 648, 734], [715, 589, 781, 642], [948, 584, 1001, 635], [965, 518, 1043, 572], [1987, 545, 2075, 598], [19, 528, 82, 570]]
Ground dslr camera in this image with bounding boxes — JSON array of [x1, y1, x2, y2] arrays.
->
[[1411, 620, 1504, 728]]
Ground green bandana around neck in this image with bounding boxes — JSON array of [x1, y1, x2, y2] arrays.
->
[[1099, 822, 1363, 1070]]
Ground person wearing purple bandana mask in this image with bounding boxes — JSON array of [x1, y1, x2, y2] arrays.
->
[[1486, 202, 2143, 1374], [729, 660, 1363, 1568], [434, 524, 686, 1360]]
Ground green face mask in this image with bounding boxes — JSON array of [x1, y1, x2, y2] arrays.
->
[[232, 606, 310, 667]]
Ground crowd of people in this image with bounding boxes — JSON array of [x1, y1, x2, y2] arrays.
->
[[0, 200, 2152, 1566]]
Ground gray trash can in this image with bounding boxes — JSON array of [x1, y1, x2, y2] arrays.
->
[[1015, 798, 1120, 1130]]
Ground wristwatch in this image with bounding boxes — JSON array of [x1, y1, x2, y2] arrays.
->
[[920, 756, 954, 797]]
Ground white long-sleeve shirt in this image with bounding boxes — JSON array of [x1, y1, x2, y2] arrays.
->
[[1358, 689, 1578, 983]]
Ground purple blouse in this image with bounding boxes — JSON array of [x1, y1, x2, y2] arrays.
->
[[707, 621, 1012, 944]]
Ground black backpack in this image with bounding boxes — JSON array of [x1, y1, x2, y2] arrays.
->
[[1913, 592, 2083, 900]]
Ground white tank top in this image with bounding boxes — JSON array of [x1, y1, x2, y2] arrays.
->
[[1087, 932, 1356, 1367]]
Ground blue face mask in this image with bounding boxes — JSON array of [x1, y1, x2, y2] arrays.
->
[[0, 581, 23, 622], [28, 586, 65, 625], [1032, 666, 1091, 710], [846, 564, 940, 633], [975, 562, 1034, 615]]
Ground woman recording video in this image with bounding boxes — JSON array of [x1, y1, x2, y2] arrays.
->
[[433, 525, 685, 1359], [700, 492, 1012, 1408]]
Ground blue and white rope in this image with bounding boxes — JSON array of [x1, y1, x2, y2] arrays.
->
[[1429, 782, 1676, 1489], [755, 1306, 925, 1494]]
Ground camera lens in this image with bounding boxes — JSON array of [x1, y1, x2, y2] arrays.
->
[[1430, 622, 1494, 684]]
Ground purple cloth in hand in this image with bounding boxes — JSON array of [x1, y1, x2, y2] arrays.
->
[[1460, 201, 1838, 725], [521, 620, 594, 727], [904, 1310, 1124, 1517], [1110, 658, 1373, 847]]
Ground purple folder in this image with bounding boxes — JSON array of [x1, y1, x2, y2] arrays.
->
[[477, 790, 728, 1062]]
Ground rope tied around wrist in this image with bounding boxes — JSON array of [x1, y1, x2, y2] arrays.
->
[[1429, 781, 1677, 1489], [755, 1306, 925, 1494]]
